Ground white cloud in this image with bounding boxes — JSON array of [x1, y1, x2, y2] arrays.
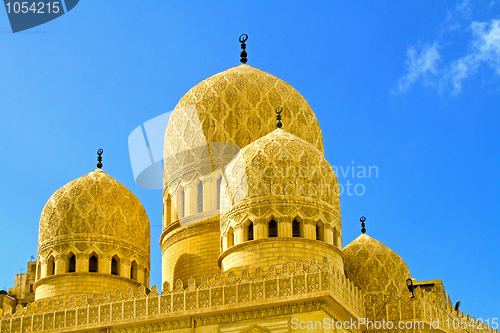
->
[[447, 19, 500, 93], [394, 43, 440, 94]]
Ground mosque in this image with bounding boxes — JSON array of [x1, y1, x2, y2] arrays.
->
[[0, 37, 497, 333]]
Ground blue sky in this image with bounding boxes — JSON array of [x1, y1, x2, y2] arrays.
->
[[0, 0, 499, 322]]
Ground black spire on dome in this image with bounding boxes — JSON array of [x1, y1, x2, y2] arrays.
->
[[239, 34, 248, 64], [360, 216, 366, 233], [97, 148, 103, 169], [276, 106, 283, 128]]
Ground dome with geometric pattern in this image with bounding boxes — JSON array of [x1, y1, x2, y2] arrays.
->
[[343, 233, 411, 294], [220, 128, 340, 231], [164, 64, 324, 187], [38, 169, 150, 260]]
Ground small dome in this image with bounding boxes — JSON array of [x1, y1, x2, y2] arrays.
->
[[221, 128, 340, 229], [38, 169, 150, 258], [164, 64, 324, 186], [343, 234, 410, 294]]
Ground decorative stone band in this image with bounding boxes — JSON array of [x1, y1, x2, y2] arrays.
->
[[362, 288, 498, 333], [220, 196, 341, 233], [0, 258, 367, 333], [38, 236, 150, 268], [160, 219, 220, 250], [1, 258, 497, 333]]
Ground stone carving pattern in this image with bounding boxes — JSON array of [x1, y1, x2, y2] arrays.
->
[[343, 234, 411, 294], [2, 259, 495, 333], [38, 170, 150, 258], [220, 129, 340, 232], [164, 64, 324, 191]]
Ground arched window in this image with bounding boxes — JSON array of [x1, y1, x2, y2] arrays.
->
[[197, 181, 203, 213], [247, 222, 254, 241], [227, 227, 234, 248], [37, 263, 41, 281], [47, 256, 55, 276], [216, 177, 222, 210], [165, 195, 172, 227], [111, 256, 119, 275], [68, 254, 76, 273], [130, 260, 138, 280], [316, 221, 324, 241], [178, 186, 185, 218], [89, 254, 98, 272], [268, 220, 278, 238], [292, 219, 301, 237]]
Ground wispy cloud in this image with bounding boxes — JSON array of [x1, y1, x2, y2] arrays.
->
[[394, 2, 500, 95], [446, 19, 500, 93], [394, 43, 440, 94]]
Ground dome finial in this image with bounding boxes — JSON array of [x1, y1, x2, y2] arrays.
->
[[97, 148, 103, 169], [239, 34, 248, 64], [360, 216, 366, 233], [275, 106, 283, 128]]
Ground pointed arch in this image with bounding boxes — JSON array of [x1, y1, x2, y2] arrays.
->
[[111, 255, 120, 275], [227, 227, 234, 248], [268, 219, 278, 238], [216, 177, 222, 210], [316, 220, 325, 241], [89, 252, 98, 273], [197, 180, 203, 213], [68, 252, 76, 273], [47, 255, 55, 276], [247, 221, 254, 241], [130, 260, 138, 280], [165, 194, 172, 227], [292, 219, 301, 237]]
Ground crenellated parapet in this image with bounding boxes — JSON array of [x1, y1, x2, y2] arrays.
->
[[0, 258, 365, 332], [363, 286, 499, 333]]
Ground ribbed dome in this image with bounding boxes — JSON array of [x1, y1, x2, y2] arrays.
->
[[221, 129, 340, 229], [343, 234, 410, 294], [164, 64, 324, 187], [38, 169, 150, 258]]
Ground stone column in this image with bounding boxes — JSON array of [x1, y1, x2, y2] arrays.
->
[[324, 225, 333, 245], [203, 177, 216, 212], [234, 224, 244, 245], [40, 259, 48, 279], [171, 191, 179, 220], [99, 255, 111, 274], [222, 234, 228, 252], [76, 254, 88, 273], [254, 220, 266, 239], [184, 183, 194, 217], [54, 255, 66, 274], [278, 217, 291, 237], [303, 219, 316, 240], [120, 259, 131, 279], [137, 266, 145, 286]]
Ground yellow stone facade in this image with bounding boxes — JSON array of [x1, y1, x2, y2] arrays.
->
[[34, 169, 150, 302], [1, 63, 497, 333]]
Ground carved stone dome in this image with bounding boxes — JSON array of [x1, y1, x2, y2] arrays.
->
[[343, 234, 411, 294], [38, 169, 150, 259], [221, 128, 339, 223], [218, 129, 343, 274], [221, 129, 340, 215], [164, 64, 324, 187]]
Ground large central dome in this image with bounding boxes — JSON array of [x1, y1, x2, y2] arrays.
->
[[164, 64, 324, 186]]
